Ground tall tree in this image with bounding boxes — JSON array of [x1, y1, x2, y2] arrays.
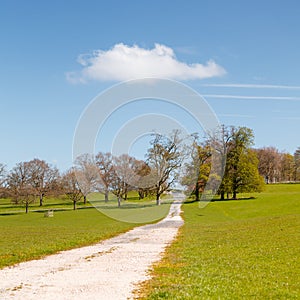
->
[[208, 126, 258, 199], [146, 130, 184, 205], [181, 141, 211, 201]]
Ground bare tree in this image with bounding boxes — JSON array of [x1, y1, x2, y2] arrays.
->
[[7, 162, 35, 213], [62, 169, 83, 210], [146, 130, 185, 205], [110, 154, 140, 207], [26, 159, 59, 206], [254, 147, 282, 183], [95, 152, 115, 202], [0, 163, 7, 197], [74, 154, 99, 204]]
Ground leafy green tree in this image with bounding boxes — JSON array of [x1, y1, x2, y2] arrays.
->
[[208, 126, 256, 199], [228, 149, 264, 198]]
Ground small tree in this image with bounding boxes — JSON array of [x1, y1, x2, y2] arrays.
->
[[26, 159, 59, 206], [74, 154, 99, 204], [95, 152, 115, 202], [62, 169, 83, 210], [7, 162, 35, 213], [110, 154, 140, 207]]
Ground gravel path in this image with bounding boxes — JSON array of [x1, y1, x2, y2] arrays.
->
[[0, 193, 184, 300]]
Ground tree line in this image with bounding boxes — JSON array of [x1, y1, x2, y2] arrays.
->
[[0, 126, 299, 212]]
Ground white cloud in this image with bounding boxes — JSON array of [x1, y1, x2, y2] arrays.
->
[[66, 43, 226, 83]]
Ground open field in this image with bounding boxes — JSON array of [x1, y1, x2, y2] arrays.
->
[[0, 193, 172, 269], [138, 184, 300, 299]]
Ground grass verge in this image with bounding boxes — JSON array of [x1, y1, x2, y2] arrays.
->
[[138, 184, 300, 299]]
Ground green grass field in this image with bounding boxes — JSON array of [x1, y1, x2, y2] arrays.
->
[[0, 192, 171, 269], [138, 184, 300, 299]]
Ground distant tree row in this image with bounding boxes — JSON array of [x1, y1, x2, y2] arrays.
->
[[1, 126, 299, 211], [254, 146, 300, 183], [0, 131, 184, 211]]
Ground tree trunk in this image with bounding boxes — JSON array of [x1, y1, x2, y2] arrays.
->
[[220, 191, 225, 200], [117, 196, 121, 207], [73, 200, 76, 210], [156, 194, 161, 205], [83, 195, 87, 204], [138, 190, 144, 200], [105, 190, 109, 202], [195, 181, 200, 201], [232, 191, 237, 200], [25, 202, 29, 214], [39, 193, 43, 206]]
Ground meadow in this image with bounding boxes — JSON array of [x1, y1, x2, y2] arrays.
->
[[138, 184, 300, 299], [0, 193, 171, 269]]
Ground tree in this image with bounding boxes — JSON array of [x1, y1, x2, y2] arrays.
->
[[135, 161, 152, 199], [95, 152, 115, 202], [181, 141, 211, 201], [225, 126, 255, 199], [146, 130, 185, 205], [0, 163, 7, 197], [7, 162, 35, 213], [110, 154, 140, 207], [280, 153, 296, 182], [208, 125, 260, 199], [228, 149, 264, 197], [254, 147, 282, 183], [26, 159, 59, 206], [62, 169, 83, 210], [294, 147, 300, 181], [74, 154, 99, 204]]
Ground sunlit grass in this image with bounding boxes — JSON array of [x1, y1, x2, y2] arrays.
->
[[0, 191, 172, 269], [138, 184, 300, 299]]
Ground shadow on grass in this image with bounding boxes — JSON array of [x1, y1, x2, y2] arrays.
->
[[211, 197, 257, 202], [183, 197, 257, 205], [0, 212, 24, 216], [95, 202, 169, 210]]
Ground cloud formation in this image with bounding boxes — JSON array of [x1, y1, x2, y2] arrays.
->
[[66, 43, 226, 83]]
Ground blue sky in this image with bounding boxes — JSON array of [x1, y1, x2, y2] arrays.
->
[[1, 0, 300, 171]]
